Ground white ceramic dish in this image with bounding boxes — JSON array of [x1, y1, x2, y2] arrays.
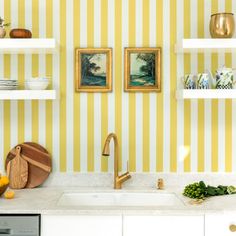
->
[[25, 78, 50, 90]]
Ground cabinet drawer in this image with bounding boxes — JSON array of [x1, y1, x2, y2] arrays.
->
[[41, 215, 122, 236], [205, 214, 236, 236], [123, 215, 204, 236]]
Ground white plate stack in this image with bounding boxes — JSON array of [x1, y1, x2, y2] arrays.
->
[[0, 79, 18, 90]]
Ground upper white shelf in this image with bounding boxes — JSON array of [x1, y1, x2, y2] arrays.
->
[[0, 38, 58, 54], [176, 89, 236, 99], [0, 90, 58, 100], [175, 38, 236, 53]]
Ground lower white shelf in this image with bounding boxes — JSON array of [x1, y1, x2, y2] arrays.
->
[[176, 89, 236, 99], [0, 90, 58, 100]]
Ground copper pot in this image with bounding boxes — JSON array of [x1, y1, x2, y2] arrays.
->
[[10, 28, 32, 38], [210, 13, 235, 38]]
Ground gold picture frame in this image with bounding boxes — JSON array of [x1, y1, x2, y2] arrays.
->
[[124, 47, 161, 92], [75, 48, 112, 92]]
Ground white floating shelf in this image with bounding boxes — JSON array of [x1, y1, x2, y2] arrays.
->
[[0, 38, 58, 54], [175, 38, 236, 53], [0, 90, 58, 100], [176, 89, 236, 99]]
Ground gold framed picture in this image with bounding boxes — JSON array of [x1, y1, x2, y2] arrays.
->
[[75, 48, 112, 92], [124, 47, 161, 92]]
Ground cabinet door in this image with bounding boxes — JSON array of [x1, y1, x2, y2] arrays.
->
[[41, 215, 122, 236], [123, 215, 204, 236], [205, 214, 236, 236]]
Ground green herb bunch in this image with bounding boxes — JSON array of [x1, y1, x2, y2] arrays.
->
[[183, 181, 236, 200]]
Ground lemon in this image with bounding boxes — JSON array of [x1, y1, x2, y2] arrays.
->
[[0, 176, 9, 185], [4, 190, 15, 199]]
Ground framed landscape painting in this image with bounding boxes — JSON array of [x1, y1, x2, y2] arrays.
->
[[124, 47, 161, 92], [75, 48, 112, 92]]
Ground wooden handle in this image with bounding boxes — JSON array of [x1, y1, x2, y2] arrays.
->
[[15, 146, 21, 156], [229, 224, 236, 232]]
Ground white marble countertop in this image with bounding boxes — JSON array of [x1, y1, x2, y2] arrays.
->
[[1, 186, 236, 215], [1, 173, 236, 215]]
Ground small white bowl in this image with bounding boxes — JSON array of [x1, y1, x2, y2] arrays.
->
[[25, 80, 49, 90]]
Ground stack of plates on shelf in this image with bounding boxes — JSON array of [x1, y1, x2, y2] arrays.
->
[[0, 79, 18, 90]]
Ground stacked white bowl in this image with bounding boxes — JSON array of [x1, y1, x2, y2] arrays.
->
[[25, 77, 50, 90]]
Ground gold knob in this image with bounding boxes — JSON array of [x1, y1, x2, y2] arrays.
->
[[229, 224, 236, 232], [157, 178, 164, 190]]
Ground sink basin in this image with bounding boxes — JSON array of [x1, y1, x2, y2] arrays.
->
[[57, 192, 183, 207]]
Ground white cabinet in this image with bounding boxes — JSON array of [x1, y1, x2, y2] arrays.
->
[[123, 215, 204, 236], [41, 214, 205, 236], [41, 215, 122, 236], [205, 214, 236, 236]]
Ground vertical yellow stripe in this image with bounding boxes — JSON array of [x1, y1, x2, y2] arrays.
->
[[115, 0, 122, 171], [225, 0, 232, 172], [225, 97, 232, 172], [32, 0, 39, 143], [87, 0, 94, 172], [73, 0, 81, 171], [60, 0, 67, 171], [197, 0, 205, 172], [3, 0, 11, 159], [142, 0, 149, 45], [129, 0, 136, 171], [211, 0, 218, 14], [18, 0, 25, 144], [156, 0, 163, 172], [142, 0, 150, 172], [183, 0, 191, 172], [101, 0, 109, 172], [170, 0, 177, 172], [211, 0, 218, 172], [211, 99, 218, 172], [46, 0, 53, 156]]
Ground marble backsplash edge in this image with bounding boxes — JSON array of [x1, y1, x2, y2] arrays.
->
[[43, 172, 236, 188]]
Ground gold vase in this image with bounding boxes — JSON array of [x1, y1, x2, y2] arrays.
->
[[210, 13, 235, 38]]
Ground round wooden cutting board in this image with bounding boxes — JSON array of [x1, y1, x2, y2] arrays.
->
[[5, 142, 52, 188]]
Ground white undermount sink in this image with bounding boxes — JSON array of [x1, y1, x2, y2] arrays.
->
[[57, 192, 183, 207]]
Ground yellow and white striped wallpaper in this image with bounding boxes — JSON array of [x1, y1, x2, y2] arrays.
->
[[0, 0, 236, 173]]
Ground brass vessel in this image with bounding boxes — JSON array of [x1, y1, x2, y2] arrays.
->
[[210, 13, 235, 38]]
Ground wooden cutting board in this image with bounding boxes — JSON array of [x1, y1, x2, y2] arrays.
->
[[6, 146, 28, 189], [5, 142, 52, 188]]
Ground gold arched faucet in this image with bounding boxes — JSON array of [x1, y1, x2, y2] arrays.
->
[[102, 133, 131, 189]]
